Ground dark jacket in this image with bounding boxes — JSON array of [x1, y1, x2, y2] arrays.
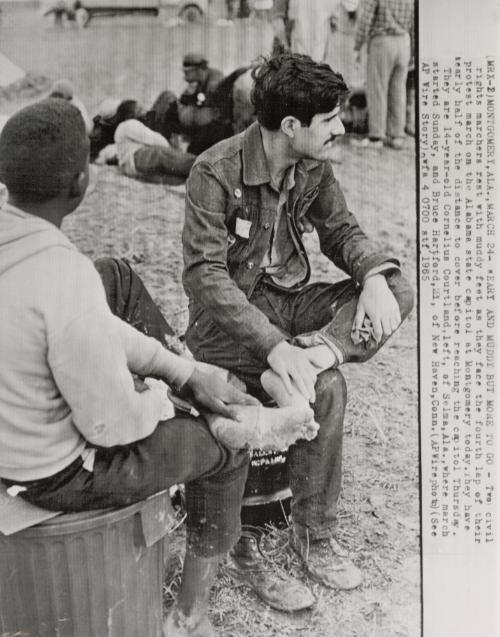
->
[[182, 121, 397, 361]]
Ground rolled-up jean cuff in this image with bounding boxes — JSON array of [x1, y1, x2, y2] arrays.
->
[[293, 330, 345, 366]]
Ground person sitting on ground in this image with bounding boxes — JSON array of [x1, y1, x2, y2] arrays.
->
[[0, 99, 316, 636], [90, 56, 250, 162], [49, 78, 92, 133], [151, 53, 243, 156]]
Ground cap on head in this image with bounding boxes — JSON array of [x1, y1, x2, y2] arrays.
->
[[94, 97, 121, 120], [182, 52, 208, 69], [49, 78, 75, 100], [0, 98, 89, 204]]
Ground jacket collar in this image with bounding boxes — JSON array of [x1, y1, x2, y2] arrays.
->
[[242, 122, 271, 186], [242, 122, 323, 187]]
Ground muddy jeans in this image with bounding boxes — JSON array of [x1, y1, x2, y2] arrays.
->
[[4, 258, 250, 558], [187, 271, 414, 540]]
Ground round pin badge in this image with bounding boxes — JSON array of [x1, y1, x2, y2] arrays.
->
[[234, 188, 242, 198]]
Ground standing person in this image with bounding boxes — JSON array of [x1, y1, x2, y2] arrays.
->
[[253, 0, 273, 20], [405, 65, 415, 136], [238, 0, 252, 18], [288, 0, 336, 62], [353, 0, 414, 149], [271, 0, 292, 50], [226, 0, 237, 20], [0, 99, 313, 637], [182, 52, 414, 611], [327, 0, 365, 91]]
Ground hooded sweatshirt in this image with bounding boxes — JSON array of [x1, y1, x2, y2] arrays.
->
[[0, 204, 194, 481]]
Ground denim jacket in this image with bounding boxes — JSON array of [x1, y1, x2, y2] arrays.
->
[[182, 122, 398, 361]]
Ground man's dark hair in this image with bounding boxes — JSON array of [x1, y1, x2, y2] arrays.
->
[[0, 98, 89, 203], [251, 53, 349, 130]]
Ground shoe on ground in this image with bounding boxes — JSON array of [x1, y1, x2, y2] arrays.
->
[[225, 533, 316, 612], [352, 137, 384, 149], [290, 532, 363, 590], [389, 136, 405, 150]]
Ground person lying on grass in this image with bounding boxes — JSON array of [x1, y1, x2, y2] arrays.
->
[[0, 99, 316, 637]]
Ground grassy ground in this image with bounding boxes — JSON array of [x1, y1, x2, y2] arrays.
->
[[0, 6, 419, 636]]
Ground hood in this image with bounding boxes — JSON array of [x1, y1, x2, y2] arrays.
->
[[0, 204, 75, 277]]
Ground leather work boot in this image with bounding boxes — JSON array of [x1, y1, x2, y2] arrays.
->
[[225, 532, 316, 612], [290, 531, 363, 590]]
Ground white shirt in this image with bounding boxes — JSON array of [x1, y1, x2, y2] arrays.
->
[[114, 119, 170, 177], [0, 205, 194, 481]]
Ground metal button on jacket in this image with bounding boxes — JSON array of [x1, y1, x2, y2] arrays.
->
[[246, 261, 254, 269]]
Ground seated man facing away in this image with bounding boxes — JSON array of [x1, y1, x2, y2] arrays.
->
[[0, 100, 315, 636]]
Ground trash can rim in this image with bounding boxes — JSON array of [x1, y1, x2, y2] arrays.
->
[[13, 489, 171, 537]]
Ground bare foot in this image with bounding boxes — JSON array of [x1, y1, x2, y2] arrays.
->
[[260, 369, 320, 444], [163, 606, 214, 637], [207, 404, 316, 451]]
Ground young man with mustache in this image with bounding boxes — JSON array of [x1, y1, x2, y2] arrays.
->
[[182, 52, 414, 611]]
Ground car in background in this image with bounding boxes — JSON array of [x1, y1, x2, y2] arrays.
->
[[41, 0, 210, 27]]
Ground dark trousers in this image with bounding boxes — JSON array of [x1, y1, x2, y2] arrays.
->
[[187, 272, 414, 540], [226, 0, 237, 19], [134, 145, 195, 184], [7, 258, 250, 558], [149, 90, 234, 156]]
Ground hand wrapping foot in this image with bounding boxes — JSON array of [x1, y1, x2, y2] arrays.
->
[[207, 404, 317, 451]]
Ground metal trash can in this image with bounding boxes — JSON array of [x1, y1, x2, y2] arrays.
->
[[0, 490, 175, 637], [242, 448, 291, 529]]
